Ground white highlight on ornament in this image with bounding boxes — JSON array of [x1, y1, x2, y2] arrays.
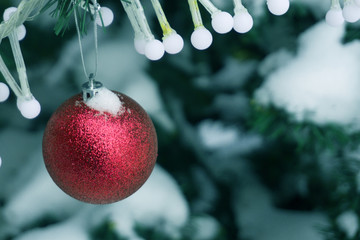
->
[[342, 0, 360, 23], [85, 87, 124, 115], [163, 32, 184, 54], [3, 7, 27, 41], [211, 11, 234, 34], [145, 39, 165, 61], [0, 82, 10, 102], [0, 156, 1, 168], [17, 96, 41, 119], [95, 7, 114, 27], [233, 11, 254, 33], [267, 0, 290, 16], [191, 27, 213, 50]]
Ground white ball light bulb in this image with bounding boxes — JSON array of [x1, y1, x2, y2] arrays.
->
[[233, 11, 254, 33], [267, 0, 290, 16], [134, 37, 147, 55], [17, 24, 26, 41], [211, 11, 234, 34], [163, 32, 184, 54], [17, 97, 41, 119], [3, 7, 27, 40], [3, 7, 17, 21], [326, 8, 345, 26], [0, 82, 10, 102], [95, 7, 114, 27], [145, 39, 165, 61], [191, 27, 213, 50], [342, 2, 360, 23]]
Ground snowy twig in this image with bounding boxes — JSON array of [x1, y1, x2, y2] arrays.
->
[[166, 93, 239, 238]]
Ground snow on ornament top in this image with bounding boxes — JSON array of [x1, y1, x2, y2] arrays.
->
[[84, 87, 124, 116], [255, 22, 360, 131]]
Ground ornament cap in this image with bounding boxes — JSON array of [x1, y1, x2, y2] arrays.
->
[[82, 76, 103, 101]]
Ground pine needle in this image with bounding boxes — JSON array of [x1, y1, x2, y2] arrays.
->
[[47, 0, 130, 35]]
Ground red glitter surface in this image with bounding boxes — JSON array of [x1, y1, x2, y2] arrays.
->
[[42, 92, 157, 204]]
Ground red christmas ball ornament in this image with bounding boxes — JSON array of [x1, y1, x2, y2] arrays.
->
[[42, 85, 157, 204]]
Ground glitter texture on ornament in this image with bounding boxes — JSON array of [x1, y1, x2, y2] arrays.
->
[[43, 92, 158, 204]]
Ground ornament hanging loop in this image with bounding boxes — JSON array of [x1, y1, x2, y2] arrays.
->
[[74, 0, 100, 92], [89, 73, 95, 88]]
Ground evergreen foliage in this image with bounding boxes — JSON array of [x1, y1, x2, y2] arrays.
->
[[1, 0, 360, 240]]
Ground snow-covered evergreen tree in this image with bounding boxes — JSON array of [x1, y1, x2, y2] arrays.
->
[[1, 0, 360, 239]]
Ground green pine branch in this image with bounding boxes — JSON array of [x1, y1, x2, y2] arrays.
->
[[0, 0, 130, 39], [248, 101, 360, 154], [42, 0, 130, 36], [41, 0, 91, 35]]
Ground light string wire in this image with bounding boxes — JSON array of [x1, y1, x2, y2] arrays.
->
[[233, 0, 246, 12], [331, 0, 341, 8], [8, 28, 31, 98], [188, 0, 204, 29], [132, 0, 155, 41], [0, 0, 47, 99], [198, 0, 220, 15], [0, 52, 23, 97], [120, 0, 144, 39], [150, 0, 173, 37], [73, 0, 99, 84], [0, 0, 48, 42]]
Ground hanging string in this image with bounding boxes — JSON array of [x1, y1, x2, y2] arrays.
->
[[73, 0, 99, 82]]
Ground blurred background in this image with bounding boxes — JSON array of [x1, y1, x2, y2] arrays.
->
[[1, 0, 360, 239]]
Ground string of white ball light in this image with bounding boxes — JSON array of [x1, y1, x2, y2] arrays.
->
[[0, 0, 293, 119], [326, 0, 360, 26]]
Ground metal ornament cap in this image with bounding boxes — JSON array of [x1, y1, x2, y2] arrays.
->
[[82, 79, 103, 101], [42, 91, 158, 204]]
